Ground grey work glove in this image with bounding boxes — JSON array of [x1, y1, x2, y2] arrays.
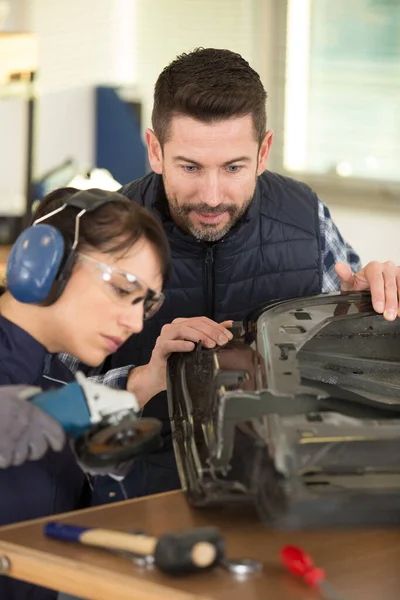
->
[[0, 385, 66, 468]]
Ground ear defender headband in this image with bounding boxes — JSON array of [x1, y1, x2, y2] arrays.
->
[[6, 188, 123, 306]]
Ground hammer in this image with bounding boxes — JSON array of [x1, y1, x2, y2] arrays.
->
[[44, 522, 225, 575]]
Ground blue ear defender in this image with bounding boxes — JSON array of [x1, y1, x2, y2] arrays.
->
[[7, 224, 66, 304], [6, 188, 123, 306]]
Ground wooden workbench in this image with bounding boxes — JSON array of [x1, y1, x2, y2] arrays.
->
[[0, 490, 399, 599]]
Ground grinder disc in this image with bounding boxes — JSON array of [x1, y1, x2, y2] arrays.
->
[[73, 417, 162, 468]]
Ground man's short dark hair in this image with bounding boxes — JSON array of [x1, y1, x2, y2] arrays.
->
[[152, 48, 267, 146]]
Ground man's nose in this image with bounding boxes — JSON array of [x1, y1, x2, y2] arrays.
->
[[118, 303, 144, 334], [200, 172, 223, 207]]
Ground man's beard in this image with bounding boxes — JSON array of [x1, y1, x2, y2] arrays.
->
[[166, 196, 254, 242]]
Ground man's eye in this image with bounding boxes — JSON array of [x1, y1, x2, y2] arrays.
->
[[226, 165, 242, 173], [182, 165, 198, 173]]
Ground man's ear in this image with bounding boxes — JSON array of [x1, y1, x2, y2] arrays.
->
[[145, 129, 163, 174], [257, 130, 274, 175]]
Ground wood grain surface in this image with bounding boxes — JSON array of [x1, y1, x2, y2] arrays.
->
[[0, 490, 399, 599]]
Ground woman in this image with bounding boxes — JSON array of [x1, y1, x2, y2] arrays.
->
[[0, 186, 170, 600]]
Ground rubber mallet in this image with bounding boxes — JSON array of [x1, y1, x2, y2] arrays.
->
[[44, 522, 225, 575]]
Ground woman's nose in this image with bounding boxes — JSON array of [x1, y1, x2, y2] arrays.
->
[[117, 303, 144, 334]]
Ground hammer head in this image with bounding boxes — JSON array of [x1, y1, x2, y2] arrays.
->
[[154, 526, 225, 575]]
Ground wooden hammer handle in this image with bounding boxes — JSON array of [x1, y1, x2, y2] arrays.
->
[[45, 523, 157, 555], [80, 528, 157, 556]]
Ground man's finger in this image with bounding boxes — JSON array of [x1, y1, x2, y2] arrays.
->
[[381, 261, 398, 321], [364, 262, 385, 314], [334, 262, 355, 290], [397, 270, 400, 318]]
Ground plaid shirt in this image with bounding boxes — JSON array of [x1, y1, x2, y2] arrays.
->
[[319, 199, 362, 292], [56, 353, 133, 389], [58, 198, 362, 387]]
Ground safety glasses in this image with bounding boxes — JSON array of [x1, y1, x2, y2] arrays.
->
[[77, 253, 164, 320]]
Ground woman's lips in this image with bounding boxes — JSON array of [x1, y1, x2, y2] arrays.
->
[[101, 335, 123, 352]]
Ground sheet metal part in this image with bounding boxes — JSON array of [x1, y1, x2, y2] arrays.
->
[[166, 292, 400, 528]]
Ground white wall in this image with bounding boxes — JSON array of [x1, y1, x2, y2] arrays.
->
[[134, 0, 257, 133], [34, 89, 94, 177], [327, 201, 400, 267], [29, 0, 137, 175]]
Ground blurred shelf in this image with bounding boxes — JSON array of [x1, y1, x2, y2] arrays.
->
[[0, 32, 38, 87], [0, 78, 35, 99]]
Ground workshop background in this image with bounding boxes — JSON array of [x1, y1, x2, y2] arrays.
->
[[0, 0, 399, 275]]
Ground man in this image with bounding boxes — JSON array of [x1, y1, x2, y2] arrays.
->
[[61, 48, 400, 503]]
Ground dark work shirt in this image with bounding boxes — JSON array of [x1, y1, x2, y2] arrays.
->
[[0, 314, 88, 600]]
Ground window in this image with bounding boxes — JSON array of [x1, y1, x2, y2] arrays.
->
[[283, 0, 400, 183]]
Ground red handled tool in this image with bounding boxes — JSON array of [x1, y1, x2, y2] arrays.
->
[[280, 545, 347, 600]]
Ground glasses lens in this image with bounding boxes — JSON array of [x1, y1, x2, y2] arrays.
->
[[143, 289, 165, 320], [80, 254, 164, 318]]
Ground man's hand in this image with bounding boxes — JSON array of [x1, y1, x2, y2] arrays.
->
[[335, 261, 400, 321], [127, 317, 233, 406]]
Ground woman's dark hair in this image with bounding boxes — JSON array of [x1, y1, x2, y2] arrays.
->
[[31, 187, 170, 284]]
